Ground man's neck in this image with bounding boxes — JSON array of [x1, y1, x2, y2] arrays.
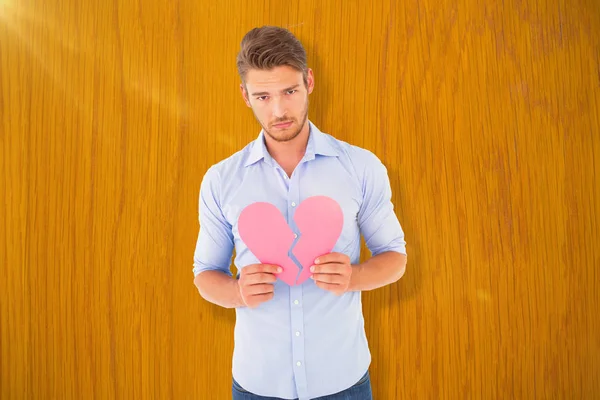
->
[[264, 121, 310, 177]]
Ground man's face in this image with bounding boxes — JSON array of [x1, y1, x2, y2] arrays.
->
[[241, 65, 314, 142]]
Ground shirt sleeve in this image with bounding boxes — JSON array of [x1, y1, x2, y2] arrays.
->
[[357, 152, 407, 256], [192, 166, 234, 277]]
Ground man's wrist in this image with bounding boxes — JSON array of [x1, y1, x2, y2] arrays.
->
[[347, 263, 364, 292], [232, 278, 247, 308]]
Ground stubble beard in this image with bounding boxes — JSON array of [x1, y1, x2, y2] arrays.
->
[[258, 98, 309, 143]]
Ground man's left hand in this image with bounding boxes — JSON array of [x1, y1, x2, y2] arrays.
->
[[310, 252, 353, 295]]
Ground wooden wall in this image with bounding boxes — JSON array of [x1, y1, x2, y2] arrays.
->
[[1, 0, 598, 398]]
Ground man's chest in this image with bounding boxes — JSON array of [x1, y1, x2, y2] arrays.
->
[[221, 161, 363, 253]]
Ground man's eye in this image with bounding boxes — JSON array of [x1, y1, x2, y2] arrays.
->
[[257, 96, 268, 101], [286, 90, 297, 95]]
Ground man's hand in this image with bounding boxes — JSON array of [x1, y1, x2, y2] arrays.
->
[[237, 264, 282, 308], [310, 252, 353, 296]]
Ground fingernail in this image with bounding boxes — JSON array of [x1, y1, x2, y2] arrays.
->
[[314, 258, 320, 264], [310, 266, 315, 272], [277, 267, 282, 273]]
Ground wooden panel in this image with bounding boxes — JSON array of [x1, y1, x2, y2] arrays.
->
[[1, 0, 598, 398]]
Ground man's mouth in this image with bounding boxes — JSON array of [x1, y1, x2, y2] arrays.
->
[[273, 121, 293, 129]]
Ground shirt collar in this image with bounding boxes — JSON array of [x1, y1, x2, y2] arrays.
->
[[243, 120, 339, 167]]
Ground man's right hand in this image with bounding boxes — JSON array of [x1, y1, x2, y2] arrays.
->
[[237, 264, 282, 308]]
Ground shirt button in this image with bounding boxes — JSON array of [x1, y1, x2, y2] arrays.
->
[[293, 300, 299, 305], [296, 361, 302, 367], [294, 233, 298, 238], [296, 331, 301, 336], [291, 202, 296, 207]]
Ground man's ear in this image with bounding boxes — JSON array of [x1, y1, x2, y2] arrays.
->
[[306, 68, 315, 95], [240, 84, 252, 107]]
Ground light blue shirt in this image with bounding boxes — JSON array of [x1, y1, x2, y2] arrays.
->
[[193, 121, 406, 399]]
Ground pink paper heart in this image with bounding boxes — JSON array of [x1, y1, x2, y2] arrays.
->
[[237, 202, 300, 286], [238, 196, 343, 286]]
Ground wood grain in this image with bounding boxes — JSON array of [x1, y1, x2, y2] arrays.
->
[[1, 0, 598, 398]]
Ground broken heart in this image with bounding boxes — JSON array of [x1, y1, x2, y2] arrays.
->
[[237, 196, 343, 286]]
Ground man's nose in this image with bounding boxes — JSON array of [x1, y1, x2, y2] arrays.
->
[[272, 98, 287, 118]]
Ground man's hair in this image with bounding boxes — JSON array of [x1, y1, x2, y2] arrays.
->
[[236, 26, 308, 86]]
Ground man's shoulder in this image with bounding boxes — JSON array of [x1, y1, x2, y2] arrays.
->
[[323, 131, 384, 169], [203, 140, 255, 180]]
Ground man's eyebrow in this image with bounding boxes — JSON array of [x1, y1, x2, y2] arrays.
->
[[250, 84, 300, 97]]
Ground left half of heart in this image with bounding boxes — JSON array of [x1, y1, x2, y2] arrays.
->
[[237, 202, 301, 286]]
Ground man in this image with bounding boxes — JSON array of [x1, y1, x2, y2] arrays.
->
[[193, 25, 407, 400]]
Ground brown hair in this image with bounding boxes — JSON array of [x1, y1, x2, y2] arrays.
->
[[236, 26, 308, 86]]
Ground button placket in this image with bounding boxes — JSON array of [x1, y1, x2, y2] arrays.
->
[[287, 168, 308, 398]]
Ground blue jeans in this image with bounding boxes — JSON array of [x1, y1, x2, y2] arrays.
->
[[232, 370, 373, 400]]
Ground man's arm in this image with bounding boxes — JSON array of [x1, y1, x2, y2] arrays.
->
[[351, 150, 408, 290], [348, 251, 406, 291], [194, 271, 246, 309], [192, 166, 241, 307]]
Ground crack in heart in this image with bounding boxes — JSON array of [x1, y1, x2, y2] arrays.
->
[[287, 236, 303, 280], [238, 196, 344, 286]]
